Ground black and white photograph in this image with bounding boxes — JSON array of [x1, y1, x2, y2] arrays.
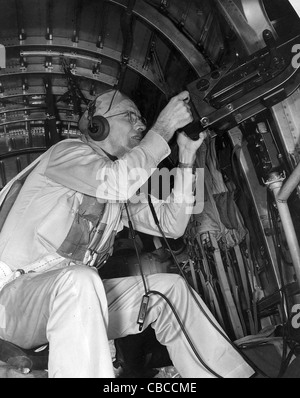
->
[[0, 0, 299, 383]]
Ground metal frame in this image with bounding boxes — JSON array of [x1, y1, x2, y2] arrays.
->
[[0, 0, 210, 97], [215, 0, 277, 55], [227, 127, 282, 291]]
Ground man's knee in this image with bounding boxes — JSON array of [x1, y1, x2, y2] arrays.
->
[[150, 273, 188, 296], [60, 266, 104, 292], [168, 274, 189, 294], [162, 273, 184, 285]]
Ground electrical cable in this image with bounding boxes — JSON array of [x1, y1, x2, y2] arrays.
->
[[124, 203, 148, 295], [124, 201, 224, 378], [146, 194, 271, 378], [103, 89, 119, 116], [121, 129, 269, 377], [125, 194, 268, 378], [147, 289, 224, 378]]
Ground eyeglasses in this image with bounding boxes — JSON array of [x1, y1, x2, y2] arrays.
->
[[106, 111, 147, 126]]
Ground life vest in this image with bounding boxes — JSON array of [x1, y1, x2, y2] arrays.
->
[[57, 194, 108, 265], [0, 152, 112, 268]]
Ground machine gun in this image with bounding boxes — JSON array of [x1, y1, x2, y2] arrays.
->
[[188, 30, 300, 134]]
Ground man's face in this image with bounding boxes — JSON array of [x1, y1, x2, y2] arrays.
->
[[103, 100, 147, 156]]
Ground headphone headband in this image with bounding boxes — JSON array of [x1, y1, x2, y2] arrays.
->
[[79, 89, 129, 140]]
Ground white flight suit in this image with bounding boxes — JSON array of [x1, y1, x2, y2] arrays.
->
[[0, 130, 254, 378]]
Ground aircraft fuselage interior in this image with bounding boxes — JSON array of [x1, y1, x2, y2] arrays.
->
[[1, 0, 300, 379]]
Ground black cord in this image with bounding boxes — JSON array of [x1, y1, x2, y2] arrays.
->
[[125, 201, 225, 377], [104, 90, 119, 115], [124, 203, 148, 295], [147, 194, 270, 378], [147, 289, 224, 378]]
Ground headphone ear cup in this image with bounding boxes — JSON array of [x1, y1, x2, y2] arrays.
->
[[88, 116, 110, 141]]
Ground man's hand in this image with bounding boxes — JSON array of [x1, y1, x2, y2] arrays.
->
[[152, 91, 193, 142], [177, 131, 207, 165]]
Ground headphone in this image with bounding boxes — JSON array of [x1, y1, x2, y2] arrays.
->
[[87, 90, 119, 142]]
